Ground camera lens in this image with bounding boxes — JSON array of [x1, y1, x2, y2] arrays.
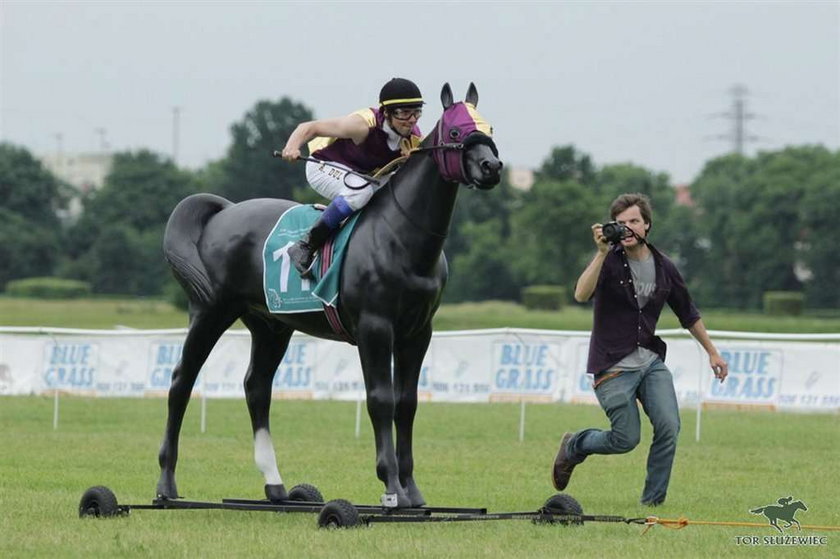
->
[[602, 222, 627, 244]]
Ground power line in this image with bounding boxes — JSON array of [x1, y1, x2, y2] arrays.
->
[[94, 127, 109, 153], [708, 84, 761, 155], [172, 106, 181, 164]]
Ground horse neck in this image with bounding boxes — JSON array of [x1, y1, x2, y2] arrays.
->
[[386, 151, 459, 259]]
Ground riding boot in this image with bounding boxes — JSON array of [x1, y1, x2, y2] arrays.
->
[[289, 196, 356, 279], [288, 216, 334, 280]]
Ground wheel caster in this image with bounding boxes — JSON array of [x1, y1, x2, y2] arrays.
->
[[288, 483, 324, 503], [318, 499, 361, 529], [79, 486, 120, 518], [541, 493, 584, 525]]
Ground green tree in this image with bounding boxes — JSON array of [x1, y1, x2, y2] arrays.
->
[[797, 149, 840, 307], [443, 174, 520, 302], [0, 208, 59, 288], [537, 145, 596, 186], [0, 143, 66, 288], [682, 154, 747, 306], [445, 219, 519, 302], [216, 98, 313, 202], [593, 163, 674, 220], [84, 150, 197, 230], [690, 146, 838, 309], [64, 150, 198, 295], [507, 178, 600, 291], [0, 142, 66, 226]]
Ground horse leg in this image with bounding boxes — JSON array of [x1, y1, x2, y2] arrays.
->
[[393, 326, 432, 507], [241, 315, 293, 502], [156, 305, 240, 499], [356, 316, 410, 507]]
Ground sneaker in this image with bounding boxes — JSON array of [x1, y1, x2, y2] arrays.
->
[[552, 432, 582, 491]]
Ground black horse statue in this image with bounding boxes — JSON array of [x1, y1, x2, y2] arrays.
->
[[157, 83, 502, 508]]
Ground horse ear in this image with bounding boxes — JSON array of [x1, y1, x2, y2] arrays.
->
[[465, 82, 478, 106], [441, 83, 453, 109]]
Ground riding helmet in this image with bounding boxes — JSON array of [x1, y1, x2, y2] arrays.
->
[[379, 78, 424, 109]]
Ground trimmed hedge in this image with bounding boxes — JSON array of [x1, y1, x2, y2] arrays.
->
[[164, 281, 190, 311], [5, 277, 92, 299], [763, 291, 804, 316], [521, 285, 566, 310]]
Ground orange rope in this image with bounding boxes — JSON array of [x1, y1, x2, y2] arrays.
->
[[641, 516, 840, 535]]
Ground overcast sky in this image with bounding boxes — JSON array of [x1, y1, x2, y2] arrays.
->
[[1, 1, 838, 184]]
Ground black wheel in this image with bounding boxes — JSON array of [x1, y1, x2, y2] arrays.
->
[[79, 486, 119, 518], [317, 499, 361, 529], [542, 493, 584, 525], [288, 483, 324, 503]]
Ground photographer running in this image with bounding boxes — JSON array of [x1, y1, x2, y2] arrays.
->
[[552, 193, 728, 506]]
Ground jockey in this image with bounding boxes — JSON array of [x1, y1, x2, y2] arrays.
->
[[280, 77, 424, 278]]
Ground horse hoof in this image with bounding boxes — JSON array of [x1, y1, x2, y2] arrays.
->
[[155, 479, 180, 500], [265, 484, 288, 502], [406, 488, 425, 507]]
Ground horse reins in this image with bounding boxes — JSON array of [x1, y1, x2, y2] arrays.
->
[[382, 143, 466, 239]]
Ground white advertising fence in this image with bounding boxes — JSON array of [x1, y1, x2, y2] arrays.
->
[[1, 327, 838, 414]]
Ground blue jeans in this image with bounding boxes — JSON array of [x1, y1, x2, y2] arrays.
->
[[568, 358, 681, 505]]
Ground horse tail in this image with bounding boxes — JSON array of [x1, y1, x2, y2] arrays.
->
[[163, 193, 232, 307], [750, 507, 766, 515]]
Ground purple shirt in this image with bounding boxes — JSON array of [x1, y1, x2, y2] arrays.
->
[[310, 108, 421, 174], [583, 243, 701, 374]]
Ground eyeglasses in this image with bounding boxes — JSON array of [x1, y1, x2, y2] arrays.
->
[[391, 108, 423, 121]]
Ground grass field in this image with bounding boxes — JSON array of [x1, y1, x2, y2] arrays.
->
[[2, 298, 838, 556], [1, 396, 837, 557], [3, 296, 840, 333]]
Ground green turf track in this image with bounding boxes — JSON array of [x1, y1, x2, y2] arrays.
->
[[1, 396, 837, 558]]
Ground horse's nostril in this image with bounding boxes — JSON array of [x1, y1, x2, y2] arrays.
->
[[481, 160, 501, 174]]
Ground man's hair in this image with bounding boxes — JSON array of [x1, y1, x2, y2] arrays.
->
[[610, 193, 653, 228]]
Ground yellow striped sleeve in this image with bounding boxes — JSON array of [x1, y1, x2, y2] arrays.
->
[[307, 108, 375, 154], [351, 108, 376, 127], [307, 136, 332, 154]]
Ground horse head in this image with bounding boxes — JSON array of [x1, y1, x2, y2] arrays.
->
[[428, 82, 502, 189]]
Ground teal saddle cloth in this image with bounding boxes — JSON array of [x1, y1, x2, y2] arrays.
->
[[262, 205, 359, 313]]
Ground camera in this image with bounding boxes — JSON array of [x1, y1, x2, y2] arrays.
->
[[601, 221, 629, 244]]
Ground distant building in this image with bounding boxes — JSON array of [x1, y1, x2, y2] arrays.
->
[[40, 152, 113, 219], [507, 167, 534, 191], [674, 183, 694, 207]]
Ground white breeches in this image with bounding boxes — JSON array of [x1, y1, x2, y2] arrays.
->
[[305, 160, 382, 211]]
